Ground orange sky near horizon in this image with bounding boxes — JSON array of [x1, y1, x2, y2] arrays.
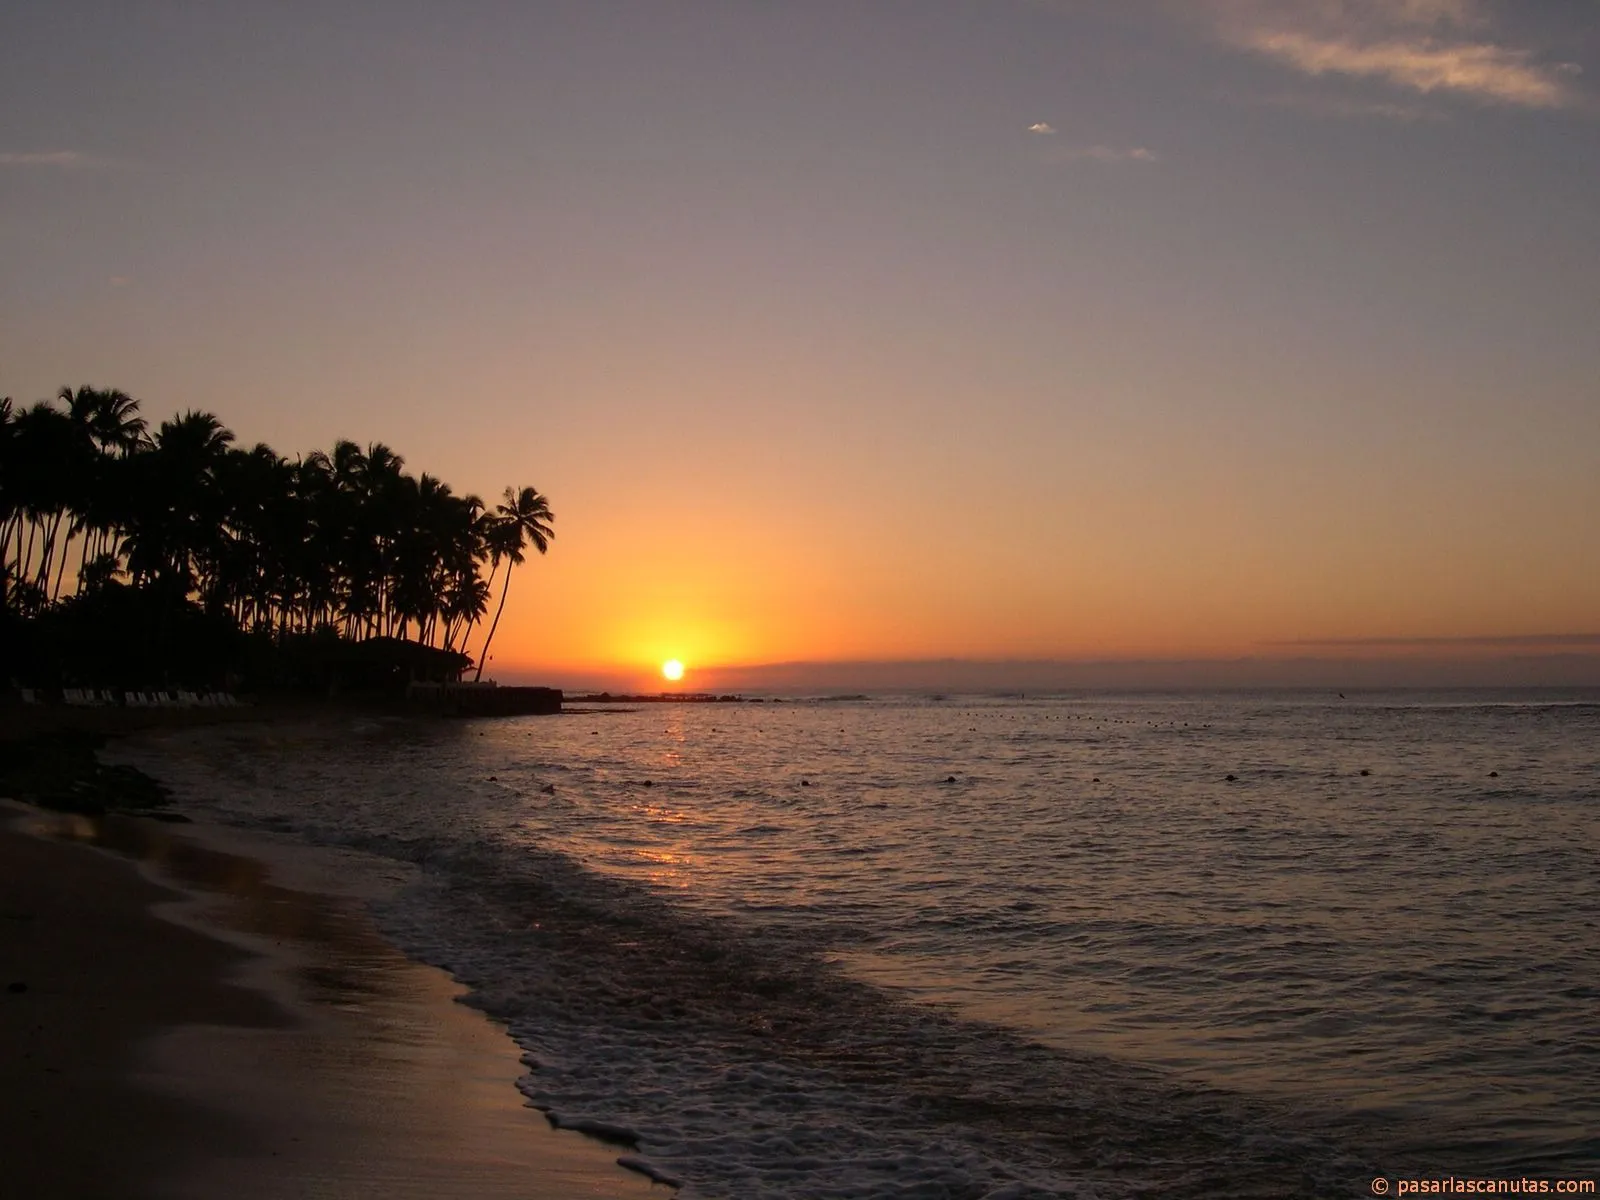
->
[[478, 408, 1598, 686]]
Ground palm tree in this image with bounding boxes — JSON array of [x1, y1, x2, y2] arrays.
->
[[292, 452, 340, 632], [473, 485, 553, 682], [45, 387, 101, 601], [441, 565, 490, 653], [70, 388, 146, 596], [8, 400, 77, 612], [0, 397, 14, 613], [121, 410, 234, 598]]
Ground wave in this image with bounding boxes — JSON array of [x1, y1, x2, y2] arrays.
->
[[124, 732, 1372, 1198]]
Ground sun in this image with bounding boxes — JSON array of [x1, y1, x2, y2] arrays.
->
[[661, 659, 685, 682]]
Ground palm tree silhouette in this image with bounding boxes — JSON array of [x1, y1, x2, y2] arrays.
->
[[121, 411, 234, 598], [4, 383, 558, 693], [8, 399, 76, 612], [473, 485, 554, 682], [70, 388, 146, 597], [0, 397, 15, 613]]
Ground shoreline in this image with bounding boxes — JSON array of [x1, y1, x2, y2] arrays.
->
[[0, 804, 659, 1199], [0, 817, 287, 1198]]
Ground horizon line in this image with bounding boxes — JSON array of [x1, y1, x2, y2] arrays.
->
[[1262, 634, 1600, 648]]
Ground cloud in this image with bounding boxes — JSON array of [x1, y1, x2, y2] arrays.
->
[[1242, 30, 1575, 107], [1028, 122, 1058, 134], [1205, 0, 1583, 109], [1048, 144, 1158, 163], [0, 150, 91, 167], [1267, 633, 1600, 648], [108, 276, 132, 288]]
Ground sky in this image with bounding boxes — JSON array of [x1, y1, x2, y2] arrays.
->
[[3, 0, 1598, 690]]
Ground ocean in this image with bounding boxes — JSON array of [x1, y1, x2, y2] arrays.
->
[[118, 690, 1600, 1198]]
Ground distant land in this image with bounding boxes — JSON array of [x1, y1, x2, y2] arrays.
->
[[526, 651, 1600, 695]]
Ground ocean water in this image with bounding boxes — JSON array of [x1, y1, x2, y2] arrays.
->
[[120, 691, 1600, 1198]]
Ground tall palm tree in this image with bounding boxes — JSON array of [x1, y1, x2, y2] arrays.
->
[[121, 410, 234, 597], [8, 400, 76, 612], [0, 397, 14, 613], [45, 387, 101, 600], [293, 452, 340, 631], [473, 485, 553, 682], [70, 387, 146, 595]]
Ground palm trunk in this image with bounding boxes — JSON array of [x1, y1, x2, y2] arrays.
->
[[23, 517, 39, 586], [2, 517, 19, 589], [52, 528, 75, 600], [460, 557, 501, 662], [73, 527, 94, 595], [473, 565, 513, 682], [36, 510, 64, 593]]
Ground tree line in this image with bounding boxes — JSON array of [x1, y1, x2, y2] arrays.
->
[[1, 385, 552, 684]]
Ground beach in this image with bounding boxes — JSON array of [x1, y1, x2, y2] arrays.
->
[[0, 796, 657, 1199]]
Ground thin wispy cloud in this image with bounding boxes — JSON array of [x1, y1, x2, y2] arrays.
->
[[1205, 0, 1583, 110], [1268, 633, 1600, 648], [1047, 144, 1158, 164], [1244, 31, 1574, 107], [0, 150, 92, 167], [1028, 122, 1058, 134]]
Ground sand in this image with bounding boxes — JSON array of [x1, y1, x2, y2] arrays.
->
[[0, 808, 661, 1199]]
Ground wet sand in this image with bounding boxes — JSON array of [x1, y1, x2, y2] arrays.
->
[[0, 809, 660, 1199]]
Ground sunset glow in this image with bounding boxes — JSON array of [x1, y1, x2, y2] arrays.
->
[[4, 3, 1597, 690], [662, 660, 685, 683]]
